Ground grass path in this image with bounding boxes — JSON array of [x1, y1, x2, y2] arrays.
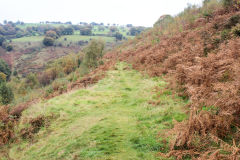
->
[[8, 62, 187, 160]]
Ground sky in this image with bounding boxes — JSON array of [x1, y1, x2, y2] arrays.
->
[[0, 0, 203, 27]]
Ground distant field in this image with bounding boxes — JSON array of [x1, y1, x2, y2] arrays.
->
[[12, 35, 116, 44], [57, 35, 115, 43], [12, 36, 44, 42], [17, 23, 133, 37], [12, 24, 135, 46]]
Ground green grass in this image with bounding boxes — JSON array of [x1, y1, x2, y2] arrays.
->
[[12, 36, 44, 42], [57, 35, 115, 44], [12, 35, 115, 44], [7, 62, 188, 160]]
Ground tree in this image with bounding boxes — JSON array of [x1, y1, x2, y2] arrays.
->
[[129, 27, 145, 36], [0, 36, 5, 46], [80, 26, 92, 35], [25, 73, 39, 89], [62, 27, 74, 35], [154, 15, 174, 28], [45, 30, 58, 39], [126, 24, 133, 27], [110, 26, 118, 32], [98, 26, 105, 31], [0, 82, 14, 105], [43, 37, 55, 46], [115, 32, 123, 41], [6, 45, 13, 52], [84, 40, 105, 68], [0, 59, 11, 80], [0, 72, 6, 83]]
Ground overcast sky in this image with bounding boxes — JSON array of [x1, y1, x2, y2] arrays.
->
[[0, 0, 203, 27]]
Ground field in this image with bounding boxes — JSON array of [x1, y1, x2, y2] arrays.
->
[[12, 35, 115, 43], [12, 36, 44, 43], [6, 23, 136, 76], [7, 63, 187, 160]]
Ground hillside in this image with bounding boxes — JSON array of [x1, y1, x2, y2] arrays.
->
[[2, 63, 187, 159], [103, 1, 240, 159], [1, 0, 240, 160], [0, 22, 137, 76]]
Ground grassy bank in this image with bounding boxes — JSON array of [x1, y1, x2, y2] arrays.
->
[[7, 62, 188, 160]]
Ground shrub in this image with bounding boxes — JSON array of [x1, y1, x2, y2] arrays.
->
[[231, 24, 240, 37], [6, 45, 13, 52], [45, 30, 58, 39], [43, 37, 54, 46], [13, 70, 18, 76], [0, 59, 11, 80], [45, 86, 53, 97], [80, 26, 92, 35], [222, 0, 239, 8], [0, 72, 6, 83], [83, 40, 105, 68], [115, 32, 123, 41], [51, 79, 68, 93], [0, 35, 5, 46], [221, 29, 231, 40], [25, 73, 39, 89], [0, 83, 14, 105], [225, 15, 240, 29], [38, 67, 59, 86]]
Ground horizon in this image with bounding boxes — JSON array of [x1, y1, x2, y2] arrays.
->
[[1, 0, 203, 27]]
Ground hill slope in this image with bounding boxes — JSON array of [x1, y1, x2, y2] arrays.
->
[[6, 63, 187, 160]]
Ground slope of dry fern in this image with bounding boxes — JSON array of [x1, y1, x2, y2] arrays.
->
[[105, 5, 240, 159]]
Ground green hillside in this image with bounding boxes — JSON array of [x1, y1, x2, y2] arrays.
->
[[7, 63, 187, 160]]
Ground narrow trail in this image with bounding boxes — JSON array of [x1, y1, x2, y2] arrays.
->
[[8, 62, 187, 160]]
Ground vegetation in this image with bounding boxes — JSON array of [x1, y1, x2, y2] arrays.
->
[[80, 26, 92, 35], [0, 82, 14, 105], [43, 36, 55, 46], [83, 39, 105, 68], [0, 35, 5, 46], [7, 63, 187, 160], [4, 0, 240, 159], [101, 0, 240, 159], [0, 59, 11, 80], [114, 32, 123, 41]]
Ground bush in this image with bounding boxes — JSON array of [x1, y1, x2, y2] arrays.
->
[[80, 26, 92, 35], [0, 72, 6, 83], [45, 30, 58, 39], [25, 73, 39, 89], [225, 15, 240, 29], [43, 36, 55, 46], [231, 24, 240, 37], [38, 67, 59, 86], [222, 0, 239, 8], [51, 79, 68, 93], [0, 59, 11, 80], [45, 86, 53, 97], [0, 83, 14, 105], [115, 32, 123, 41], [221, 29, 231, 40], [0, 36, 5, 46], [83, 40, 105, 68], [6, 45, 13, 52]]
